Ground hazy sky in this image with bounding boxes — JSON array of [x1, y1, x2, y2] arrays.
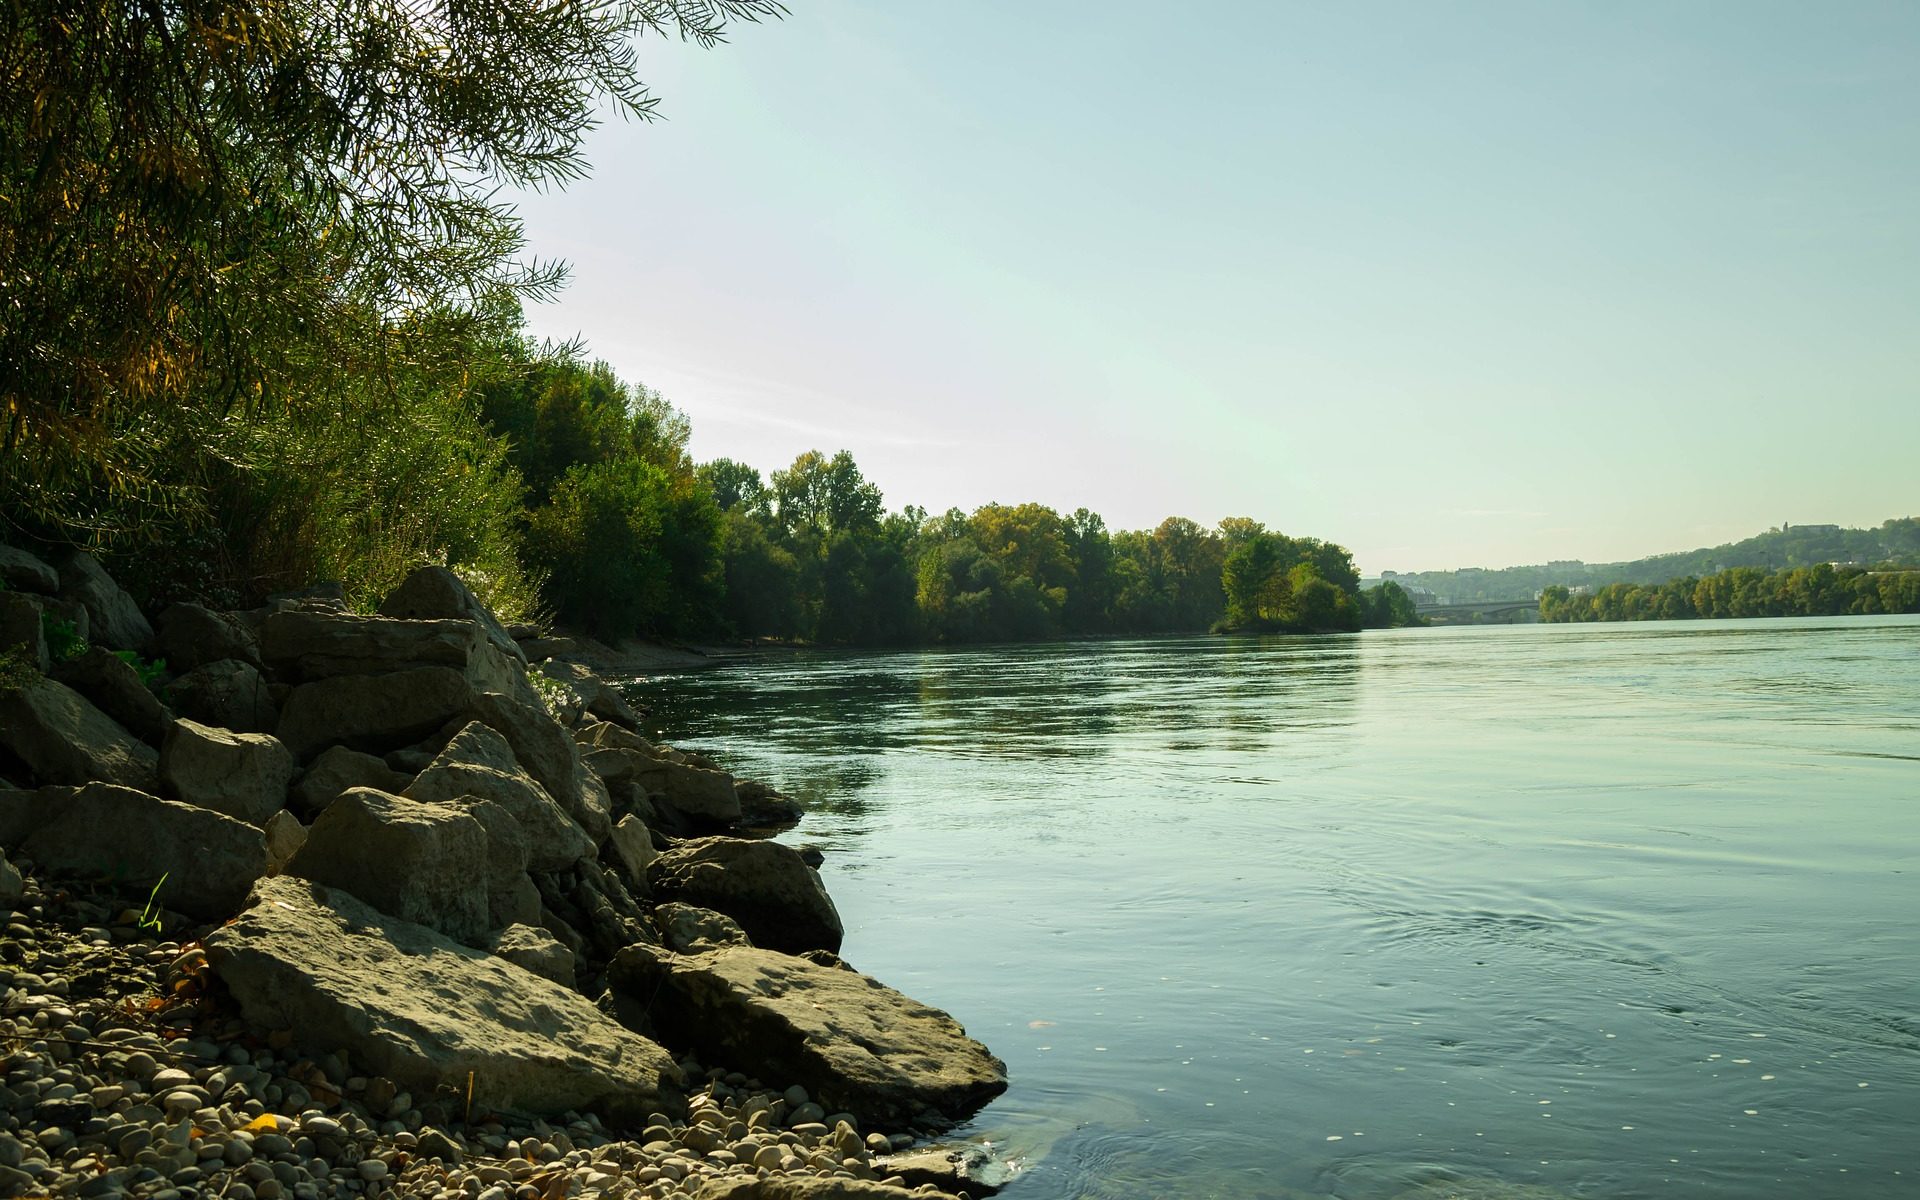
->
[[511, 1, 1919, 574]]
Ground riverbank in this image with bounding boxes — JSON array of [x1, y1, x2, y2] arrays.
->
[[0, 546, 1008, 1200]]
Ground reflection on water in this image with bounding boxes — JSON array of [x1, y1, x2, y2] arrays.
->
[[628, 617, 1920, 1199]]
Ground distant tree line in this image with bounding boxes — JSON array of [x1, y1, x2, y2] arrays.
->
[[695, 452, 1422, 645], [1390, 518, 1920, 604], [1539, 564, 1920, 623]]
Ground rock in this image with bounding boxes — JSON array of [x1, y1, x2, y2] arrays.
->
[[607, 815, 655, 890], [0, 783, 268, 918], [586, 746, 742, 832], [735, 780, 804, 828], [284, 788, 490, 945], [259, 608, 489, 682], [875, 1147, 1001, 1197], [263, 810, 308, 867], [466, 691, 610, 844], [275, 666, 474, 761], [207, 876, 682, 1119], [50, 646, 172, 744], [653, 903, 749, 953], [289, 746, 410, 818], [0, 545, 59, 595], [153, 603, 261, 672], [56, 551, 153, 651], [465, 797, 540, 930], [611, 942, 1006, 1130], [159, 719, 293, 825], [485, 923, 576, 988], [378, 567, 526, 664], [648, 837, 843, 956], [0, 676, 159, 789], [402, 721, 594, 871], [691, 1180, 930, 1200], [537, 660, 642, 731], [0, 591, 48, 673], [0, 850, 22, 906], [169, 658, 278, 734]]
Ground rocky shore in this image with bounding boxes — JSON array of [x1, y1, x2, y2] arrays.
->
[[0, 547, 1008, 1199]]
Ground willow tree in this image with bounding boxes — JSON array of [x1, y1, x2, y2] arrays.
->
[[0, 0, 781, 539]]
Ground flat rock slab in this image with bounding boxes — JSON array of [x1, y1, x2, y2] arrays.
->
[[610, 943, 1006, 1131], [208, 876, 683, 1121], [260, 609, 483, 681], [276, 666, 474, 761], [0, 783, 267, 918], [692, 1180, 933, 1200]]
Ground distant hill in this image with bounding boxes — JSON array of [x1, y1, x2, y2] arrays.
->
[[1377, 517, 1920, 604]]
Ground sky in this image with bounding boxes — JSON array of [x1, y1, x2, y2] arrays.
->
[[509, 0, 1920, 575]]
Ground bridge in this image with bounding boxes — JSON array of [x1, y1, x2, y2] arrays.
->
[[1415, 599, 1540, 625]]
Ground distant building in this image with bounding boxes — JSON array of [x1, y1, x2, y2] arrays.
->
[[1783, 522, 1841, 535]]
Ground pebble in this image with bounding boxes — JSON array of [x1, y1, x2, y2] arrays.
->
[[0, 860, 976, 1200]]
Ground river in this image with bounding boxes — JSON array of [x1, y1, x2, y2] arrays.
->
[[628, 615, 1920, 1199]]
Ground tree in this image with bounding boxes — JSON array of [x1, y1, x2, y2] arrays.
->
[[700, 459, 771, 516], [771, 450, 883, 539], [2, 0, 779, 537]]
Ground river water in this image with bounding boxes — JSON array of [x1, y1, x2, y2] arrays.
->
[[628, 616, 1920, 1199]]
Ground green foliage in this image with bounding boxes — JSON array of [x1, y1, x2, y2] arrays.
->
[[525, 459, 722, 638], [1359, 580, 1425, 629], [482, 352, 721, 638], [1390, 518, 1920, 604], [113, 650, 168, 690], [1220, 532, 1363, 632], [1539, 564, 1920, 623], [41, 614, 86, 663], [137, 873, 170, 934]]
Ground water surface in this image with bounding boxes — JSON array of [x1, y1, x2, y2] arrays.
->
[[630, 617, 1920, 1199]]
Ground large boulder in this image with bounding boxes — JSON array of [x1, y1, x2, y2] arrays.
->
[[275, 666, 473, 761], [50, 646, 172, 744], [607, 815, 656, 891], [587, 746, 741, 832], [538, 659, 644, 731], [207, 876, 682, 1120], [653, 902, 749, 954], [290, 745, 411, 817], [261, 608, 486, 681], [648, 837, 843, 956], [467, 691, 611, 843], [0, 546, 58, 595], [159, 719, 294, 825], [169, 658, 278, 734], [467, 796, 541, 930], [610, 942, 1006, 1130], [404, 721, 595, 871], [56, 551, 152, 651], [0, 592, 48, 674], [735, 780, 804, 829], [0, 677, 158, 790], [153, 603, 262, 672], [378, 567, 525, 664], [285, 788, 491, 945], [0, 783, 269, 918]]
